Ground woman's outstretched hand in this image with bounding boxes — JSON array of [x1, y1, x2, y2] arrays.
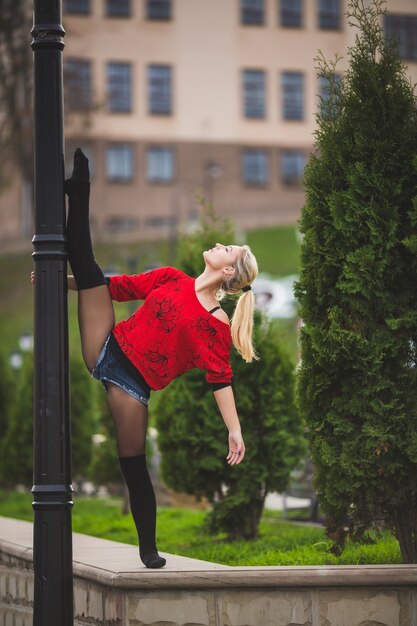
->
[[227, 430, 245, 465]]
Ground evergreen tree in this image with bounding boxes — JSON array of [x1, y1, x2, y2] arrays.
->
[[295, 0, 417, 562], [1, 353, 33, 487], [156, 207, 304, 539], [0, 351, 16, 485], [2, 353, 96, 488], [70, 355, 97, 480]]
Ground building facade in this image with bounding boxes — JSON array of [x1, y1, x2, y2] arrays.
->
[[2, 0, 417, 246]]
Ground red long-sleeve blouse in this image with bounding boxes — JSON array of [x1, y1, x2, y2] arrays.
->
[[108, 266, 233, 391]]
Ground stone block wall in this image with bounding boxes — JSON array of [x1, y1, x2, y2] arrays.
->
[[73, 586, 417, 626], [0, 552, 33, 626]]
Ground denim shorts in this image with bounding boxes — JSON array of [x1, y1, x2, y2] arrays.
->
[[91, 335, 150, 407]]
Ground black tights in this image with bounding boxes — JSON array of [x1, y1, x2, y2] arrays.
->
[[107, 387, 165, 569], [118, 454, 164, 568], [106, 385, 166, 567]]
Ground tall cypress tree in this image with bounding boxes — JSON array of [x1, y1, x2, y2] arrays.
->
[[295, 0, 417, 562]]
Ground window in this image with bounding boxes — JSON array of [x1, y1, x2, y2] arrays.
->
[[243, 70, 266, 119], [106, 144, 134, 182], [385, 15, 417, 61], [318, 0, 340, 30], [281, 151, 306, 186], [106, 0, 130, 17], [241, 0, 264, 25], [147, 147, 174, 183], [107, 63, 132, 113], [64, 0, 90, 14], [318, 73, 342, 117], [148, 65, 172, 115], [147, 0, 171, 20], [106, 216, 139, 233], [319, 74, 330, 101], [280, 0, 302, 27], [65, 59, 92, 111], [318, 73, 342, 100], [145, 215, 176, 228], [282, 72, 304, 120], [242, 150, 268, 185]]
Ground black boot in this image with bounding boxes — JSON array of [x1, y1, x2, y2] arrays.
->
[[118, 454, 166, 569], [65, 148, 106, 290]]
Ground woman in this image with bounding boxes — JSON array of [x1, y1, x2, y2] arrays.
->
[[40, 148, 258, 569]]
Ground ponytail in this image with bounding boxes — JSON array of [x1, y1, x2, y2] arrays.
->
[[218, 245, 259, 363], [231, 289, 259, 362]]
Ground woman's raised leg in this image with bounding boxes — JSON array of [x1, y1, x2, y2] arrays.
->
[[65, 148, 115, 369]]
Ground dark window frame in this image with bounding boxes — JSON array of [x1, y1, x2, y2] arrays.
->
[[243, 69, 266, 119], [318, 0, 341, 30], [317, 73, 342, 118], [64, 0, 90, 15], [280, 0, 302, 28], [318, 74, 331, 102], [281, 150, 306, 186], [318, 73, 342, 99], [146, 146, 175, 184], [145, 215, 177, 228], [106, 0, 131, 18], [282, 71, 304, 121], [148, 64, 172, 115], [242, 149, 269, 186], [107, 62, 132, 113], [146, 0, 172, 20], [384, 14, 417, 61], [105, 216, 140, 233], [65, 58, 92, 111], [241, 0, 265, 25], [106, 143, 135, 183]]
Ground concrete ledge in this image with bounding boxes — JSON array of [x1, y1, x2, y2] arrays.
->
[[1, 515, 416, 589], [2, 515, 417, 626]]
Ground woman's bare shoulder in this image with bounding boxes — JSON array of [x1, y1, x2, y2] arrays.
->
[[212, 308, 230, 325]]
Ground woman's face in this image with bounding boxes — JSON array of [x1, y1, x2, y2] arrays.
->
[[203, 243, 243, 271]]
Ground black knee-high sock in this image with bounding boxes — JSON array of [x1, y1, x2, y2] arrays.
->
[[118, 454, 166, 569], [65, 148, 106, 290]]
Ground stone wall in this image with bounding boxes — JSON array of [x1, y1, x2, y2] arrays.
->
[[1, 516, 417, 626]]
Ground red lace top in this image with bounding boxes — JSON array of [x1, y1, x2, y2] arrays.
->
[[108, 266, 233, 390]]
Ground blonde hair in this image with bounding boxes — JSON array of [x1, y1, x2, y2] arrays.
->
[[216, 245, 259, 363]]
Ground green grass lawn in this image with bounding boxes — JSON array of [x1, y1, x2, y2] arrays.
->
[[0, 491, 401, 566], [246, 225, 301, 278]]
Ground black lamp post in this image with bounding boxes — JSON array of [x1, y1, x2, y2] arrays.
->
[[31, 2, 73, 625]]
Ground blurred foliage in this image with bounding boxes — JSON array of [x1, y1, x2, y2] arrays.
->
[[0, 351, 97, 487]]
